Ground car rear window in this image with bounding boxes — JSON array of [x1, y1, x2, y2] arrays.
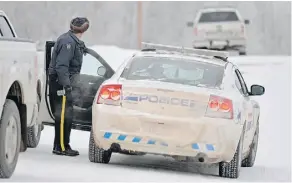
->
[[121, 56, 225, 89], [198, 11, 239, 23]]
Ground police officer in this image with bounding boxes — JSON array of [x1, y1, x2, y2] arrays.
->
[[48, 17, 89, 156]]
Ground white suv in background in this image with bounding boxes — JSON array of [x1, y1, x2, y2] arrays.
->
[[187, 8, 250, 55]]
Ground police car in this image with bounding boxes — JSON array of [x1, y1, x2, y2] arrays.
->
[[89, 43, 264, 179]]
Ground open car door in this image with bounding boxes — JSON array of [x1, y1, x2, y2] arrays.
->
[[38, 41, 115, 131]]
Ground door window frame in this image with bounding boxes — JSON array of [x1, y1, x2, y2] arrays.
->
[[44, 41, 115, 121], [233, 66, 249, 97], [0, 15, 15, 37]]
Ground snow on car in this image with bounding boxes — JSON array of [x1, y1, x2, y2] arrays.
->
[[88, 43, 265, 179]]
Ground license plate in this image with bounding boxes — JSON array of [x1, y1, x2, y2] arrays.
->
[[207, 31, 231, 36], [207, 32, 218, 35], [213, 41, 227, 45]]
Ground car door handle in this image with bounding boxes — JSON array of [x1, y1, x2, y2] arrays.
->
[[13, 60, 17, 64]]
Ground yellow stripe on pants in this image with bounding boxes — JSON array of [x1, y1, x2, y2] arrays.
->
[[60, 95, 66, 151]]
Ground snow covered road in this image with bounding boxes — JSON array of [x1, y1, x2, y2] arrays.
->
[[2, 55, 291, 182]]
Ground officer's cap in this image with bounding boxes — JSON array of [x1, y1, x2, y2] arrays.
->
[[70, 17, 89, 34]]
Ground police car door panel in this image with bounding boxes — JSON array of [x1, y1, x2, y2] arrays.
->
[[73, 74, 106, 109], [75, 48, 114, 109], [40, 42, 115, 126], [72, 74, 106, 123]]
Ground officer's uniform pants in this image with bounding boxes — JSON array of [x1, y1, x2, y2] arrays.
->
[[49, 77, 73, 147]]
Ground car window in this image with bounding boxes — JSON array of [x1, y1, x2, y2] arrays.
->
[[123, 56, 225, 89], [0, 16, 14, 38], [163, 64, 204, 80], [80, 53, 103, 76], [198, 11, 239, 23]]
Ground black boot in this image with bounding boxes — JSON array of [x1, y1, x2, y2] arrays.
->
[[65, 144, 79, 156], [52, 144, 65, 155], [52, 144, 79, 156]]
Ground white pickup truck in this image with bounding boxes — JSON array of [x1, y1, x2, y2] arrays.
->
[[0, 11, 43, 178], [187, 7, 249, 55]]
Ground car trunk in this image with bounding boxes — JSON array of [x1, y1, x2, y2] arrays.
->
[[121, 80, 211, 119], [119, 80, 216, 143]]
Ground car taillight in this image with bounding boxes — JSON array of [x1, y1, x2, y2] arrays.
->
[[205, 95, 233, 119], [194, 27, 198, 36], [97, 84, 122, 106]]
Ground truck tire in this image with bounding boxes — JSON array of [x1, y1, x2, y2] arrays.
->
[[88, 130, 111, 164], [239, 51, 246, 55], [27, 96, 42, 148], [242, 120, 259, 167], [219, 130, 244, 179], [0, 99, 21, 178], [27, 124, 41, 148]]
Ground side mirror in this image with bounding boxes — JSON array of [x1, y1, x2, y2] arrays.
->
[[97, 66, 107, 77], [244, 19, 250, 25], [250, 84, 265, 96], [187, 21, 194, 27]]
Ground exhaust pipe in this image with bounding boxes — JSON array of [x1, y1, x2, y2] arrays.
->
[[198, 157, 205, 163]]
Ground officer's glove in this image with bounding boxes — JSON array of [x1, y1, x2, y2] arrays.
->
[[64, 85, 72, 94], [64, 85, 73, 102]]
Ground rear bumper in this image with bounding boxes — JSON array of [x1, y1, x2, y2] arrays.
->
[[192, 38, 246, 50], [92, 104, 243, 163]]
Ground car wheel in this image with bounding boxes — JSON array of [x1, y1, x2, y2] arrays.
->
[[88, 129, 111, 164], [239, 51, 246, 55], [0, 99, 21, 178], [242, 119, 259, 167], [194, 47, 207, 50], [27, 95, 42, 148], [219, 127, 244, 179]]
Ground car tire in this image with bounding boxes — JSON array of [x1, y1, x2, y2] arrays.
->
[[0, 99, 21, 178], [241, 119, 259, 167], [27, 95, 42, 148], [194, 47, 207, 50], [88, 129, 111, 164], [239, 51, 246, 55], [219, 128, 244, 179]]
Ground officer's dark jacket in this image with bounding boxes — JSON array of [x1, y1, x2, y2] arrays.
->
[[48, 30, 86, 87]]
